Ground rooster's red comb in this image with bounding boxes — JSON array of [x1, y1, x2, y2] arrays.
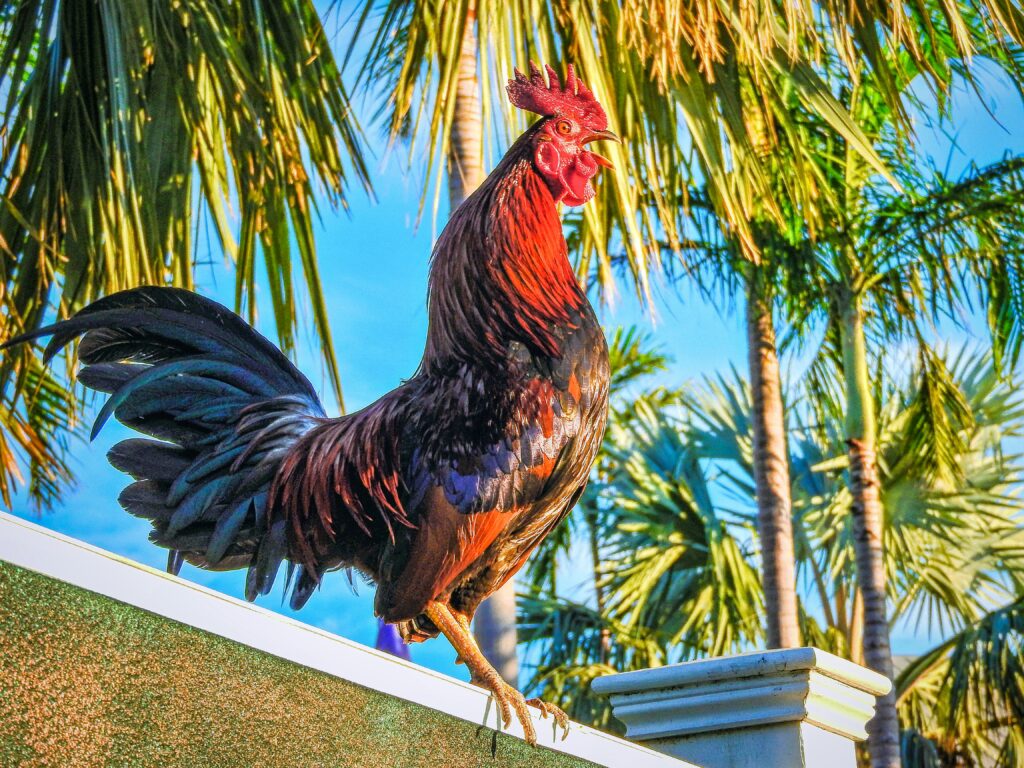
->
[[506, 62, 608, 132]]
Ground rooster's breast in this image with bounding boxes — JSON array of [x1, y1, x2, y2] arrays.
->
[[373, 308, 609, 624], [451, 314, 609, 615]]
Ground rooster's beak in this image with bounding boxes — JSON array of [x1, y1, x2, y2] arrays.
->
[[584, 129, 622, 145], [583, 129, 621, 169]]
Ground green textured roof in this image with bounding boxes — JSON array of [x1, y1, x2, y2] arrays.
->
[[0, 562, 601, 767], [0, 514, 685, 768]]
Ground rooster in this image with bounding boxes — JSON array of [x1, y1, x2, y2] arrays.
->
[[4, 62, 615, 745]]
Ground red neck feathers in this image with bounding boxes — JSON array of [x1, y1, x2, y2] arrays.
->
[[422, 124, 586, 369]]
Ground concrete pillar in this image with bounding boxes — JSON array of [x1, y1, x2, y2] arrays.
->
[[592, 647, 891, 768]]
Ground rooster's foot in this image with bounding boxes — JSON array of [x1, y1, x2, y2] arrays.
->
[[423, 601, 546, 745], [526, 698, 570, 740], [472, 674, 538, 746]]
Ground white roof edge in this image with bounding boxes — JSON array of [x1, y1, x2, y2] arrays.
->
[[0, 512, 691, 768], [591, 647, 891, 698]]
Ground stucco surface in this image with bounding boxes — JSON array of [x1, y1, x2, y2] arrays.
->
[[0, 562, 599, 768]]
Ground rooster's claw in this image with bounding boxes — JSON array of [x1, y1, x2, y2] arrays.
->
[[526, 698, 570, 740], [473, 675, 539, 745]]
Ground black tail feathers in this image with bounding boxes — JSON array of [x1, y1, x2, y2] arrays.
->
[[4, 287, 327, 605]]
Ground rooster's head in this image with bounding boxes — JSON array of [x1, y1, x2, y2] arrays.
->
[[507, 62, 619, 207]]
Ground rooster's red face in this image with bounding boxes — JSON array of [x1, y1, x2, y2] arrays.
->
[[507, 62, 619, 207], [531, 117, 619, 207]]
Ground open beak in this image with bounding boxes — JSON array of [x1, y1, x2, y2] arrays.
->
[[582, 129, 621, 169]]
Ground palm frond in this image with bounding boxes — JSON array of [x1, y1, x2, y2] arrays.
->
[[864, 156, 1024, 368], [350, 0, 951, 304], [0, 0, 370, 507], [518, 589, 668, 731], [898, 596, 1024, 767], [0, 351, 75, 511], [600, 401, 765, 656], [890, 343, 975, 486], [606, 326, 671, 397]]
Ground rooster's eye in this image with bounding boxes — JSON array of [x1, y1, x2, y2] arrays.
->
[[555, 119, 573, 136]]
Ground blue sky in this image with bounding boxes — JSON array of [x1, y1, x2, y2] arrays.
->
[[7, 31, 1024, 684]]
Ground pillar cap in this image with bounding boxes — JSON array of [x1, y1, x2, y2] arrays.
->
[[592, 647, 891, 743]]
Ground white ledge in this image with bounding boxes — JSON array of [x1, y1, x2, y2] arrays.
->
[[0, 511, 690, 768]]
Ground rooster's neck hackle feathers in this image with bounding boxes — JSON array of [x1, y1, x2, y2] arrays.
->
[[424, 125, 585, 368]]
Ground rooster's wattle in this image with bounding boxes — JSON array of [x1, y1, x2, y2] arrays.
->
[[5, 62, 616, 744]]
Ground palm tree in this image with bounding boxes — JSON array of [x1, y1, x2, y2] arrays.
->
[[789, 120, 1024, 768], [523, 346, 1024, 760], [628, 38, 1024, 759], [793, 348, 1024, 767], [0, 0, 370, 509], [700, 348, 1024, 765], [696, 152, 1024, 765]]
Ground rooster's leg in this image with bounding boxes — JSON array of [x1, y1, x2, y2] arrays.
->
[[450, 609, 569, 732], [450, 609, 476, 665], [457, 605, 570, 736], [425, 601, 568, 745], [424, 602, 532, 741]]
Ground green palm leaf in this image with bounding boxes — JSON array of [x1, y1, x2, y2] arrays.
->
[[898, 597, 1024, 767], [0, 0, 370, 508], [350, 0, 957, 300]]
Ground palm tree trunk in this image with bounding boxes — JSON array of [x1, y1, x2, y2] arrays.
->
[[473, 582, 520, 686], [588, 512, 611, 665], [447, 2, 520, 687], [745, 273, 801, 649], [839, 291, 900, 768], [447, 3, 484, 210]]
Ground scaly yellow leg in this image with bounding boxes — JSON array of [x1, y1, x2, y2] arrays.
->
[[424, 602, 569, 745]]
